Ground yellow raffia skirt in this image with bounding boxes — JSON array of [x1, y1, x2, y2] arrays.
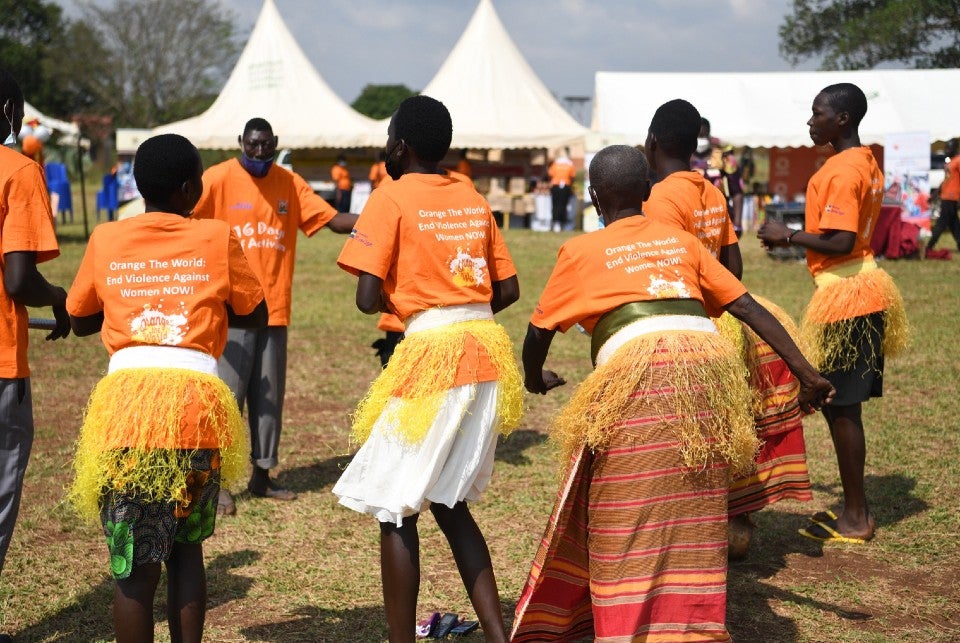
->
[[351, 319, 523, 446], [553, 330, 758, 477], [802, 260, 909, 371], [69, 368, 247, 521]]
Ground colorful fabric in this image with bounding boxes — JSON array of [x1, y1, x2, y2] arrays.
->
[[803, 146, 884, 276], [66, 212, 264, 358], [0, 145, 60, 378], [531, 216, 747, 335], [513, 353, 737, 642], [100, 448, 221, 579], [644, 171, 737, 257], [193, 159, 336, 325], [801, 262, 908, 371], [337, 173, 516, 322]]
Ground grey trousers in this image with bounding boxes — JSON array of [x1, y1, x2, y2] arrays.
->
[[0, 378, 33, 575], [218, 327, 288, 470]]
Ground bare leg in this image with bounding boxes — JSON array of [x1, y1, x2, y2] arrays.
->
[[822, 403, 875, 540], [431, 502, 507, 643], [380, 514, 420, 643], [114, 562, 161, 643], [166, 542, 206, 643]]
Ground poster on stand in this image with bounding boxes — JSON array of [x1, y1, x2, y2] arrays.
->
[[884, 131, 931, 230]]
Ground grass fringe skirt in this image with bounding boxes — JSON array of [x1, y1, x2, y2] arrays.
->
[[350, 319, 523, 446], [69, 368, 246, 522], [553, 330, 758, 477]]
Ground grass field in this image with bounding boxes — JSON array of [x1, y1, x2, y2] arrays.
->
[[0, 218, 958, 642]]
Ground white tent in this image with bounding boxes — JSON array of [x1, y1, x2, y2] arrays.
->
[[23, 100, 79, 137], [153, 0, 378, 149], [591, 69, 960, 148], [415, 0, 587, 150]]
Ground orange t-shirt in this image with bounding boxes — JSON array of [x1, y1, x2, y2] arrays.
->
[[531, 215, 747, 333], [644, 171, 737, 258], [0, 146, 61, 378], [192, 159, 336, 325], [369, 161, 387, 189], [804, 147, 883, 275], [337, 173, 516, 322], [940, 156, 960, 201], [548, 159, 576, 187], [66, 212, 264, 358], [332, 164, 352, 190]]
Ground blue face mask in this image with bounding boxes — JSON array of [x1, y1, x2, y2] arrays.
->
[[240, 152, 274, 178], [2, 132, 15, 148]]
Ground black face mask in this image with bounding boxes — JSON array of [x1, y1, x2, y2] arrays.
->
[[385, 140, 403, 181]]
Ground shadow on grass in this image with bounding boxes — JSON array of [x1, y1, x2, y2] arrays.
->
[[11, 549, 259, 642], [808, 472, 929, 528], [268, 430, 548, 496]]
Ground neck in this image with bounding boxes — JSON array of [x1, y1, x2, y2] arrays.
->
[[655, 156, 690, 178], [404, 160, 441, 175], [606, 206, 644, 224], [144, 203, 187, 217], [832, 131, 862, 153]]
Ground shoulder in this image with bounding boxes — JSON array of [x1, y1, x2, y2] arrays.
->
[[0, 147, 39, 181], [203, 159, 239, 182]]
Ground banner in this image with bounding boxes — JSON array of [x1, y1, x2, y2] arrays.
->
[[884, 131, 931, 230]]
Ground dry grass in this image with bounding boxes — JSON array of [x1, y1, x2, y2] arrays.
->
[[0, 220, 958, 642]]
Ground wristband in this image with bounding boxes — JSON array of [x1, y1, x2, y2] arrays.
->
[[787, 230, 799, 245]]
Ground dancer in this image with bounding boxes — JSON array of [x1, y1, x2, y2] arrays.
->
[[759, 82, 908, 543], [66, 134, 266, 641], [333, 95, 523, 642], [513, 145, 833, 642]]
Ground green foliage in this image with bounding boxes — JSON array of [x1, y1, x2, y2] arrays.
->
[[351, 84, 417, 120], [0, 0, 71, 115], [780, 0, 960, 69]]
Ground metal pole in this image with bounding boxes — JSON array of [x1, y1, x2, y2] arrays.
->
[[76, 133, 89, 239]]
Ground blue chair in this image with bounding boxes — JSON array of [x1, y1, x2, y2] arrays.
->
[[44, 162, 73, 224], [96, 173, 119, 221]]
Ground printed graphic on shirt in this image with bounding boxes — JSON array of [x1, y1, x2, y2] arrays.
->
[[449, 247, 488, 287], [107, 257, 211, 299], [646, 274, 691, 299], [230, 221, 286, 252], [130, 303, 189, 345]]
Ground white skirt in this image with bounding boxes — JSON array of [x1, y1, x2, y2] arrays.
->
[[333, 381, 499, 526]]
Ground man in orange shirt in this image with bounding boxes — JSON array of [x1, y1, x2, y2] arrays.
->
[[928, 138, 960, 254], [547, 147, 575, 232], [368, 151, 387, 190], [514, 144, 832, 642], [759, 83, 908, 544], [0, 70, 70, 597], [331, 152, 353, 213], [334, 95, 522, 643], [193, 117, 356, 515], [67, 133, 266, 642]]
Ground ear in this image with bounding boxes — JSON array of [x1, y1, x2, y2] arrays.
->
[[836, 110, 851, 128], [638, 177, 652, 203], [238, 134, 243, 147], [272, 135, 279, 148], [588, 184, 601, 212]]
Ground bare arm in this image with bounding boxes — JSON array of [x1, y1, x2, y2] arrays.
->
[[491, 275, 519, 314], [227, 299, 268, 329], [718, 242, 743, 280], [521, 323, 566, 394], [326, 212, 359, 234], [4, 251, 70, 340], [357, 272, 389, 315], [757, 221, 855, 255], [70, 311, 104, 337], [725, 293, 834, 413]]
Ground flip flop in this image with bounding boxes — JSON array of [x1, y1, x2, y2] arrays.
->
[[217, 488, 236, 516], [798, 520, 867, 544], [810, 508, 838, 524]]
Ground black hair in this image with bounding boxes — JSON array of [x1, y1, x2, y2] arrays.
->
[[819, 83, 868, 126], [393, 95, 452, 163], [243, 117, 273, 137], [649, 99, 702, 159], [590, 145, 649, 202], [134, 134, 201, 203]]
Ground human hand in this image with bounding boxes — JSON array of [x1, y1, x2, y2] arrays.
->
[[797, 374, 835, 415], [757, 221, 792, 248], [48, 298, 71, 341]]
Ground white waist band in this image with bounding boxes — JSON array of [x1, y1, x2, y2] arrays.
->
[[109, 346, 218, 376], [595, 315, 718, 367], [404, 303, 494, 335]]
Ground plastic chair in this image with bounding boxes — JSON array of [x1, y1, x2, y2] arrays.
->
[[96, 173, 119, 221], [44, 162, 73, 224]]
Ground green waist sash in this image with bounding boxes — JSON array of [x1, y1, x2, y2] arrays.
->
[[590, 299, 709, 365]]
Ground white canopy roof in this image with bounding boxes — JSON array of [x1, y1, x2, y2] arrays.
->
[[591, 69, 960, 148], [153, 0, 378, 149], [415, 0, 587, 150], [23, 100, 79, 136]]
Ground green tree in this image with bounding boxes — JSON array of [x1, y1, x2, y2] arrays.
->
[[0, 0, 71, 115], [351, 84, 416, 120], [780, 0, 960, 69], [55, 0, 240, 127]]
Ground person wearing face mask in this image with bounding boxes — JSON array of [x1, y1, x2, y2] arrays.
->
[[0, 70, 71, 631], [192, 117, 357, 516]]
